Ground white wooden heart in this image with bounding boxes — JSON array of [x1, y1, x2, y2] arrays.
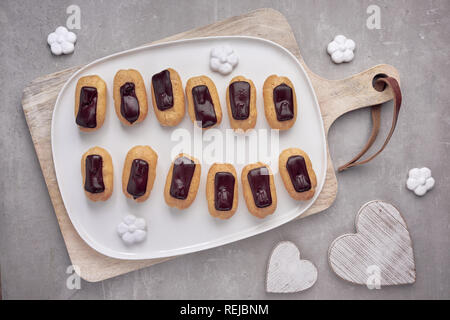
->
[[266, 241, 318, 293], [328, 200, 416, 286]]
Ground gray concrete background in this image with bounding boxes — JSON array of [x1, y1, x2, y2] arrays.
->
[[0, 0, 449, 299]]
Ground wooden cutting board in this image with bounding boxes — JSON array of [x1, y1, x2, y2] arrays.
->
[[21, 8, 399, 282]]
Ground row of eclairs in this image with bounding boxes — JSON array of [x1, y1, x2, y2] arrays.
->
[[76, 68, 317, 219]]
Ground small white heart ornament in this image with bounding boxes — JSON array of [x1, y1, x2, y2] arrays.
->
[[266, 241, 318, 293]]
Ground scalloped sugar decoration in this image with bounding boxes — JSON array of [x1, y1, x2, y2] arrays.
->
[[47, 26, 77, 56], [327, 35, 355, 64], [210, 45, 239, 75], [117, 214, 147, 245], [406, 167, 435, 196]]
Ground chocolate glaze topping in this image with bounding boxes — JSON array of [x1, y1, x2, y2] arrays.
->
[[84, 155, 105, 193], [169, 156, 196, 200], [192, 85, 217, 128], [127, 159, 149, 199], [247, 167, 272, 208], [214, 172, 235, 211], [120, 82, 140, 123], [76, 86, 98, 128], [286, 155, 311, 192], [152, 70, 174, 111], [229, 81, 250, 120], [273, 83, 294, 121]]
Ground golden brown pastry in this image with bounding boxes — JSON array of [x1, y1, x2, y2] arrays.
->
[[185, 75, 222, 129], [122, 145, 158, 203], [81, 146, 113, 201], [150, 68, 185, 127], [226, 76, 257, 131], [164, 153, 201, 209], [279, 148, 317, 201], [206, 163, 238, 219], [263, 75, 297, 130], [74, 75, 107, 132], [241, 162, 277, 218], [113, 69, 148, 126]]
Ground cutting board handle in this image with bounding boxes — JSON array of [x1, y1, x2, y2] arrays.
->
[[310, 64, 400, 133]]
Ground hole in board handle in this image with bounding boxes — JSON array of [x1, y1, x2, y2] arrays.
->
[[372, 73, 388, 92]]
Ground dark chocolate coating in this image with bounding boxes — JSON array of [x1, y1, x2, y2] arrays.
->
[[120, 82, 140, 123], [169, 156, 196, 200], [247, 167, 272, 208], [192, 85, 217, 128], [229, 81, 250, 120], [84, 155, 105, 193], [76, 86, 98, 128], [214, 172, 235, 211], [152, 70, 174, 111], [273, 83, 294, 121], [127, 159, 149, 199], [286, 155, 311, 192]]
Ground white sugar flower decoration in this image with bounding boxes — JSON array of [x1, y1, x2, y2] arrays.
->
[[117, 214, 147, 245], [327, 35, 355, 64], [210, 45, 239, 75], [47, 26, 77, 55], [406, 167, 435, 196]]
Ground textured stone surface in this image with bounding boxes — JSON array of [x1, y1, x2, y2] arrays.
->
[[0, 0, 449, 299]]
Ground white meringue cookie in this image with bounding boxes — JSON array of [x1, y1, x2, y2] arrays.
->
[[117, 214, 147, 245], [327, 35, 355, 64], [209, 45, 239, 75], [406, 167, 435, 196], [47, 26, 77, 55]]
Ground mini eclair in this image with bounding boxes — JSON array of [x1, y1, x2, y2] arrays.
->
[[226, 76, 257, 131], [151, 68, 185, 127], [113, 69, 148, 126], [279, 148, 317, 201], [185, 75, 222, 129], [75, 75, 107, 132], [122, 145, 158, 202], [263, 75, 297, 130], [164, 153, 201, 209], [206, 163, 238, 219], [81, 146, 113, 201], [241, 162, 277, 218]]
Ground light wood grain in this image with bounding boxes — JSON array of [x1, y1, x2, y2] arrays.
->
[[266, 241, 317, 293], [21, 8, 399, 282], [328, 200, 416, 286]]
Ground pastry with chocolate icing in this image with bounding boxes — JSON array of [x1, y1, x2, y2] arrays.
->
[[226, 76, 257, 131], [185, 75, 222, 129], [206, 163, 238, 219], [122, 145, 158, 202], [241, 162, 277, 218], [81, 146, 113, 201], [150, 68, 185, 127], [164, 153, 201, 209], [113, 69, 148, 126], [279, 148, 317, 201], [263, 75, 297, 130], [75, 75, 107, 132]]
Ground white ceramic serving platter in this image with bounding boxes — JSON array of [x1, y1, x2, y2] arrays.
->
[[51, 36, 327, 260]]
